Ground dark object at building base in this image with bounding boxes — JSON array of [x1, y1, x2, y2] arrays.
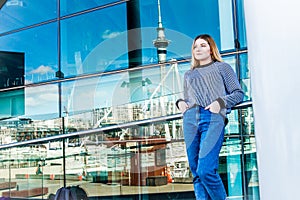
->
[[146, 176, 167, 186]]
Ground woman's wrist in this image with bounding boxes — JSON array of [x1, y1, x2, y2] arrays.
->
[[178, 101, 189, 113], [176, 99, 185, 109], [216, 97, 226, 109]]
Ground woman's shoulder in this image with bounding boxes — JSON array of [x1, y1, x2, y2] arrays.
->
[[215, 61, 230, 68], [215, 61, 233, 72], [184, 68, 193, 75]]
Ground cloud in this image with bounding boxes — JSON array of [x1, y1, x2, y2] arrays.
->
[[29, 65, 55, 75], [102, 29, 122, 39], [25, 84, 58, 114]]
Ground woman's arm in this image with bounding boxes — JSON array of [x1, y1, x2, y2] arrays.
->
[[176, 72, 190, 113], [217, 63, 244, 109]]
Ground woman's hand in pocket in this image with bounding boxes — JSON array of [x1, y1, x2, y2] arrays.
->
[[178, 101, 189, 113], [205, 101, 221, 113]]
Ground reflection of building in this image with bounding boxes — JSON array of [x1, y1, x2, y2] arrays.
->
[[0, 51, 25, 118], [0, 51, 24, 89]]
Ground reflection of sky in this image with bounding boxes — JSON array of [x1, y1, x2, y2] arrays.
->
[[60, 3, 128, 76], [0, 22, 58, 84], [0, 0, 57, 33], [0, 0, 235, 81], [25, 84, 59, 118], [0, 0, 236, 119], [60, 0, 120, 16]]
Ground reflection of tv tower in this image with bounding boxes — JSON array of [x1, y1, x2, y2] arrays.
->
[[153, 0, 170, 63]]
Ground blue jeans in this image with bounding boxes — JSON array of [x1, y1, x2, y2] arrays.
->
[[183, 106, 227, 200]]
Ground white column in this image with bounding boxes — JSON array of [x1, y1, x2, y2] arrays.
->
[[244, 1, 300, 199]]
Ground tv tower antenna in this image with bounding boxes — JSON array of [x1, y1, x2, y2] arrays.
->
[[153, 0, 170, 63]]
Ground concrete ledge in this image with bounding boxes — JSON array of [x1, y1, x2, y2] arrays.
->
[[0, 182, 17, 190], [2, 187, 48, 198]]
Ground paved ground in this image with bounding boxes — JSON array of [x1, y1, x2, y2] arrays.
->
[[1, 178, 195, 199]]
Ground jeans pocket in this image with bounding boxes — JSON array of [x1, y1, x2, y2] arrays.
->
[[182, 106, 193, 115], [183, 106, 198, 121], [209, 111, 227, 125]]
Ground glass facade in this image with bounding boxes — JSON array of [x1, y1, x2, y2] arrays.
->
[[0, 0, 258, 199]]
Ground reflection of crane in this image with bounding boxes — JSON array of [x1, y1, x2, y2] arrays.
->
[[142, 62, 181, 112], [142, 61, 182, 141], [93, 108, 112, 128]]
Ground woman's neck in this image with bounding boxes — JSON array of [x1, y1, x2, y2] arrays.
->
[[199, 60, 214, 67], [199, 58, 213, 65], [195, 60, 214, 69]]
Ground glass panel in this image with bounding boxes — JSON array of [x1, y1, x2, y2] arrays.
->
[[0, 118, 190, 199], [223, 106, 259, 199], [0, 143, 63, 199], [236, 0, 247, 49], [0, 113, 60, 146], [223, 55, 237, 72], [0, 85, 59, 144], [241, 107, 255, 136], [60, 3, 127, 77], [62, 119, 193, 198], [225, 110, 240, 135], [218, 0, 235, 50], [0, 0, 57, 34], [24, 84, 59, 120], [0, 105, 256, 199], [240, 53, 251, 101], [60, 0, 121, 16], [244, 138, 260, 200], [0, 51, 24, 90], [0, 89, 25, 119], [61, 61, 187, 133], [0, 23, 58, 84], [140, 0, 232, 64], [220, 137, 244, 200]]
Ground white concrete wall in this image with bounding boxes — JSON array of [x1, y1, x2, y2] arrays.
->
[[244, 1, 300, 199]]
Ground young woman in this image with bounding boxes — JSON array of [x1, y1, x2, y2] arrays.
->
[[176, 34, 244, 200]]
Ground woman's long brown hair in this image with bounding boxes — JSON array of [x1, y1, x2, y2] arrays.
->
[[191, 34, 223, 69]]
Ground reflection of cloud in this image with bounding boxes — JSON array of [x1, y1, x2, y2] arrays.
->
[[39, 93, 57, 101], [25, 85, 58, 115], [26, 97, 38, 107], [29, 65, 55, 75], [102, 29, 121, 39]]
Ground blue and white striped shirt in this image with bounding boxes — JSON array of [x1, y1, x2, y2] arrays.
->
[[177, 61, 244, 116]]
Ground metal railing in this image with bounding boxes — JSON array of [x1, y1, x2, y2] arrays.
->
[[0, 100, 252, 150]]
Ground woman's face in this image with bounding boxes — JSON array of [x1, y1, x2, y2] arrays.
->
[[193, 38, 212, 64]]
